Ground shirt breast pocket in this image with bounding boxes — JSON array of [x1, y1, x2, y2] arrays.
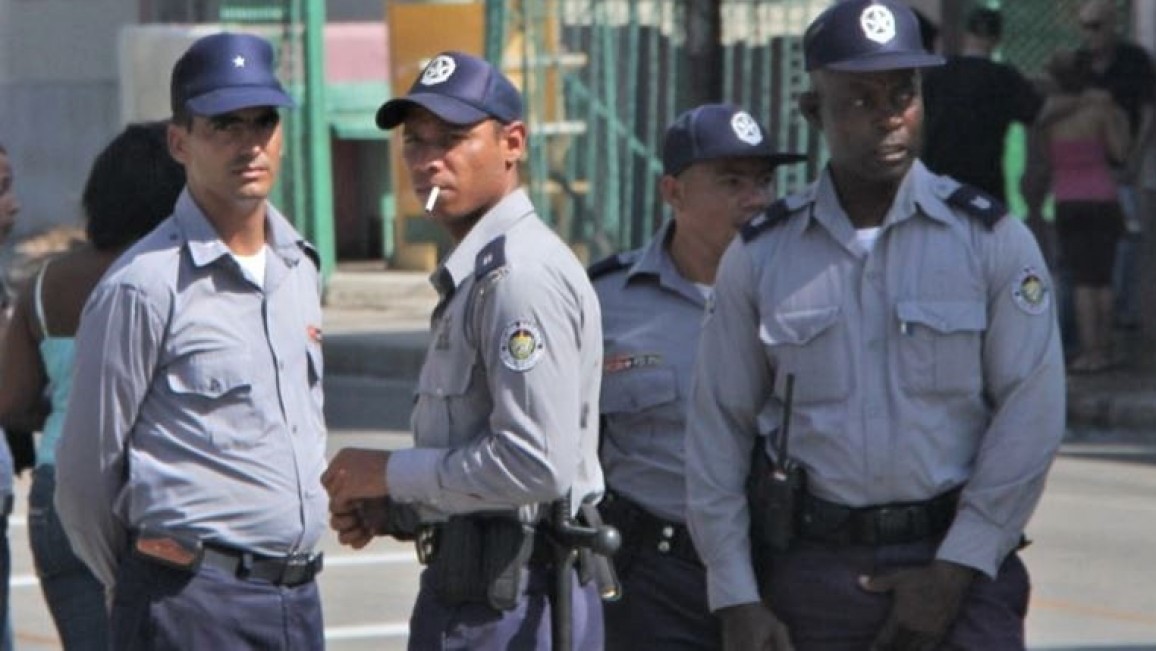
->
[[165, 350, 263, 449], [414, 350, 478, 447], [759, 306, 848, 405], [601, 366, 680, 452], [896, 300, 987, 396]]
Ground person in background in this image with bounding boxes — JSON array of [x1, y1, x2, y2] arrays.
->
[[1024, 50, 1130, 373], [0, 142, 22, 651], [922, 6, 1043, 204], [1076, 0, 1155, 329], [591, 103, 803, 650], [54, 32, 328, 649], [0, 122, 185, 650], [684, 1, 1065, 648]]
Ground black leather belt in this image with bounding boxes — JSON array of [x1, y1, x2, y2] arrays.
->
[[799, 489, 960, 546], [201, 544, 323, 587], [600, 491, 702, 566]]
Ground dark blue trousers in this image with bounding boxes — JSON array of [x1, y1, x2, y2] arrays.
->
[[764, 539, 1030, 650], [603, 547, 720, 650], [408, 562, 603, 650], [111, 552, 324, 650]]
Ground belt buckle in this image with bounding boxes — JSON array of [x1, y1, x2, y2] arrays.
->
[[873, 506, 916, 544], [279, 553, 318, 586]]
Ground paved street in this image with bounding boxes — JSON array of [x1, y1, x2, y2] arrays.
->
[[8, 425, 1156, 650]]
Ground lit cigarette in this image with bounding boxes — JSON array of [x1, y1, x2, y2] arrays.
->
[[425, 186, 440, 213]]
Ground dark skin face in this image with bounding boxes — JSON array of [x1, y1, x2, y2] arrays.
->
[[800, 68, 924, 226], [400, 107, 526, 242]]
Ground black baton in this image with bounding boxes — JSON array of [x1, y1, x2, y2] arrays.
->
[[547, 492, 621, 651]]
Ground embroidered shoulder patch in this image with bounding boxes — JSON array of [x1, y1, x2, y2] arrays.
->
[[1011, 266, 1050, 315], [499, 320, 545, 371]]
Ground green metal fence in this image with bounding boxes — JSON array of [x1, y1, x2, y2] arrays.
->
[[487, 0, 825, 257], [218, 0, 336, 277]]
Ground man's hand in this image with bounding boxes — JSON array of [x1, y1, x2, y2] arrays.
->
[[322, 448, 391, 506], [329, 504, 375, 550], [718, 601, 795, 651], [859, 559, 977, 651]]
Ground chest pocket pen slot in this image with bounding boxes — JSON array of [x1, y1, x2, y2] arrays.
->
[[165, 350, 262, 449], [759, 306, 847, 405], [895, 300, 986, 396]]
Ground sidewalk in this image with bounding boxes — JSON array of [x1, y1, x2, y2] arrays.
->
[[321, 272, 1156, 435]]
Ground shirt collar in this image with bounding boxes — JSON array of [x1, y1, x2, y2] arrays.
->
[[434, 188, 535, 293], [173, 189, 309, 268], [626, 218, 710, 306], [808, 160, 949, 231]]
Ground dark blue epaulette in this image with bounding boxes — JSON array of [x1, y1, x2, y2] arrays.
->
[[298, 241, 321, 271], [587, 250, 638, 281], [741, 198, 792, 243], [945, 184, 1006, 230], [474, 235, 507, 280]]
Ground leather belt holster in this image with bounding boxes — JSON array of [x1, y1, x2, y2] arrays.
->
[[599, 490, 701, 567], [798, 488, 960, 546], [418, 515, 542, 611]]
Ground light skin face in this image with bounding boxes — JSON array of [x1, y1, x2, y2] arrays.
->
[[0, 152, 19, 243], [400, 106, 526, 242], [662, 156, 776, 281], [168, 106, 283, 251], [800, 68, 923, 226]]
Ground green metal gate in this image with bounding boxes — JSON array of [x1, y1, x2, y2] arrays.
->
[[486, 0, 826, 257]]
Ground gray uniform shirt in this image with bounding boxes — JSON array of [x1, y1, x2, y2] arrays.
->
[[686, 162, 1065, 610], [386, 189, 604, 517], [55, 190, 328, 588], [594, 220, 707, 523]]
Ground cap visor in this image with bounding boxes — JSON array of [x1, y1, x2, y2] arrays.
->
[[376, 94, 491, 130], [825, 52, 945, 72], [186, 87, 296, 116]]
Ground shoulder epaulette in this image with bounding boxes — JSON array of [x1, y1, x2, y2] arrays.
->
[[298, 241, 321, 271], [474, 235, 507, 280], [945, 184, 1006, 230], [587, 250, 638, 281], [741, 198, 793, 243]]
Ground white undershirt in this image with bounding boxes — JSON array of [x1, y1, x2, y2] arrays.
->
[[856, 227, 882, 252], [694, 282, 714, 301], [232, 245, 267, 288]]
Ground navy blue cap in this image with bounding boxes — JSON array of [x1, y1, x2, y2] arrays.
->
[[662, 104, 806, 177], [803, 0, 945, 72], [170, 32, 295, 117], [376, 51, 523, 129]]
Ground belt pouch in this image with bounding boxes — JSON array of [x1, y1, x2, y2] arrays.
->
[[430, 517, 485, 605], [483, 519, 535, 611]]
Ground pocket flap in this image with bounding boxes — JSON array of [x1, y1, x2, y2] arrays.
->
[[761, 306, 841, 346], [601, 366, 678, 414], [166, 350, 252, 398], [897, 301, 987, 334]]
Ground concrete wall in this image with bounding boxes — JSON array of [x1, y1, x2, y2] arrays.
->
[[0, 0, 134, 239]]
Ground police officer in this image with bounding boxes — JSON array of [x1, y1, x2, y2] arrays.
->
[[322, 51, 605, 650], [55, 33, 328, 648], [592, 104, 802, 650], [684, 1, 1066, 649]]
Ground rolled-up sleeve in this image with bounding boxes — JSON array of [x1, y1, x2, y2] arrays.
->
[[685, 240, 772, 611], [55, 283, 164, 588]]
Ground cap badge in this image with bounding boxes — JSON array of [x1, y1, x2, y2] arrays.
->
[[420, 55, 457, 86], [233, 55, 246, 68], [860, 5, 897, 44], [731, 111, 764, 146]]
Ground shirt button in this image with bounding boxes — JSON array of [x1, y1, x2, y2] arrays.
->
[[661, 526, 674, 539], [436, 387, 444, 397], [657, 541, 671, 553]]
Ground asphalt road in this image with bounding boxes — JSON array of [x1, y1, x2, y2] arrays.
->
[[8, 427, 1156, 650]]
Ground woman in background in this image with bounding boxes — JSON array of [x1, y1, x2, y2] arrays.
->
[[1026, 49, 1131, 373], [0, 122, 185, 649]]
